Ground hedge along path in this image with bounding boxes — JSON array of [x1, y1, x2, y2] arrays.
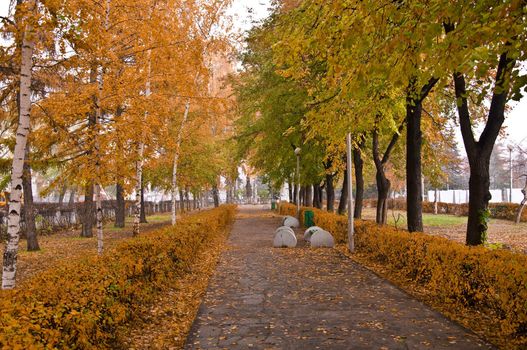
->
[[185, 205, 490, 349], [0, 209, 199, 286], [0, 205, 236, 349]]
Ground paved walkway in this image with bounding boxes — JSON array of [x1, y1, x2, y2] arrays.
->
[[185, 206, 491, 349]]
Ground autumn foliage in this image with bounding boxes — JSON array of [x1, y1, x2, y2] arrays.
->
[[0, 205, 236, 348], [279, 202, 527, 345]]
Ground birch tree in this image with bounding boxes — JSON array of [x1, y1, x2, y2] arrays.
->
[[2, 0, 36, 290]]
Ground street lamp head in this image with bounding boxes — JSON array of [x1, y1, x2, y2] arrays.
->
[[294, 147, 301, 156]]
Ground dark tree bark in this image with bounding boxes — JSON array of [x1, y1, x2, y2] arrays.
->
[[293, 181, 298, 205], [451, 50, 514, 245], [288, 179, 293, 203], [245, 176, 252, 201], [179, 189, 185, 212], [406, 77, 438, 232], [338, 169, 348, 215], [69, 188, 76, 204], [317, 184, 324, 209], [22, 148, 39, 251], [313, 183, 320, 208], [58, 185, 67, 205], [353, 144, 365, 219], [212, 184, 220, 207], [81, 183, 94, 237], [139, 179, 147, 223], [373, 121, 404, 225], [299, 186, 305, 206], [306, 185, 313, 207], [115, 183, 125, 228], [325, 173, 335, 212]]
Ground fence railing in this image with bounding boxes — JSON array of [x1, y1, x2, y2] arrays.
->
[[0, 199, 212, 238]]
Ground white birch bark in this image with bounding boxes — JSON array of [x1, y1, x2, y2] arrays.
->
[[133, 52, 150, 236], [2, 0, 35, 289], [171, 99, 191, 225], [94, 0, 110, 253]]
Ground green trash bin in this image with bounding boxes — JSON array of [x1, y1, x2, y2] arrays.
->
[[304, 210, 314, 228], [271, 201, 276, 210]]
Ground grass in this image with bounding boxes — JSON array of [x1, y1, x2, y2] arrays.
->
[[387, 211, 467, 227]]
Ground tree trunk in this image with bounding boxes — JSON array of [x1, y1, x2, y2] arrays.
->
[[212, 184, 220, 207], [353, 146, 364, 219], [406, 96, 424, 232], [288, 179, 293, 203], [23, 148, 39, 251], [433, 188, 438, 215], [95, 183, 103, 254], [179, 189, 185, 212], [338, 169, 348, 215], [115, 183, 125, 228], [2, 1, 35, 289], [81, 183, 94, 237], [133, 144, 143, 236], [306, 185, 313, 207], [58, 185, 67, 205], [140, 180, 147, 223], [375, 170, 391, 225], [313, 183, 320, 208], [515, 177, 527, 224], [449, 47, 514, 244], [466, 159, 492, 245], [69, 188, 76, 204], [171, 99, 190, 225], [325, 173, 335, 212], [299, 186, 305, 206]]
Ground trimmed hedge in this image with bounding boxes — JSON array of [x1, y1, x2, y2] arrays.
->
[[362, 198, 527, 222], [278, 202, 527, 343], [0, 205, 236, 349]]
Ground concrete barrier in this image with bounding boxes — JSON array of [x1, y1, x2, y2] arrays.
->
[[310, 230, 335, 248], [303, 226, 323, 242]]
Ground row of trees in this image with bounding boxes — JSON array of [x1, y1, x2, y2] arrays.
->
[[1, 0, 237, 289], [234, 0, 526, 245]]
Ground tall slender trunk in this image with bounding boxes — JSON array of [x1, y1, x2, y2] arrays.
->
[[406, 95, 423, 232], [433, 188, 438, 215], [406, 77, 438, 232], [3, 3, 35, 288], [171, 100, 190, 225], [306, 185, 313, 207], [288, 179, 293, 203], [313, 183, 322, 209], [23, 148, 39, 251], [185, 188, 191, 210], [325, 173, 335, 212], [338, 169, 348, 215], [353, 146, 364, 219], [373, 124, 402, 225], [179, 189, 185, 212], [69, 188, 76, 204], [293, 182, 298, 205], [115, 183, 125, 227], [82, 183, 94, 237], [140, 180, 147, 223], [212, 184, 220, 207], [299, 186, 305, 206], [58, 185, 67, 205]]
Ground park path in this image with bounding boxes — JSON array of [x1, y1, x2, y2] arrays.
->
[[184, 205, 491, 350]]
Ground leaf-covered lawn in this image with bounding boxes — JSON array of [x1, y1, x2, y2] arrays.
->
[[362, 207, 527, 252]]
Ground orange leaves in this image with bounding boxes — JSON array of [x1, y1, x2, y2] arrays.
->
[[0, 205, 236, 348]]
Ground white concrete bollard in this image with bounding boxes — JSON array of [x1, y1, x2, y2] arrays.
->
[[310, 230, 335, 248], [282, 215, 300, 228], [303, 226, 324, 242], [273, 229, 297, 248], [276, 226, 295, 235]]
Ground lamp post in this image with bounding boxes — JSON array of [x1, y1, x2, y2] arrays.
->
[[294, 147, 301, 219], [346, 133, 354, 252], [508, 145, 513, 202]]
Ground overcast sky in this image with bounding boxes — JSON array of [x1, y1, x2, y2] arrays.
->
[[1, 0, 525, 148]]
